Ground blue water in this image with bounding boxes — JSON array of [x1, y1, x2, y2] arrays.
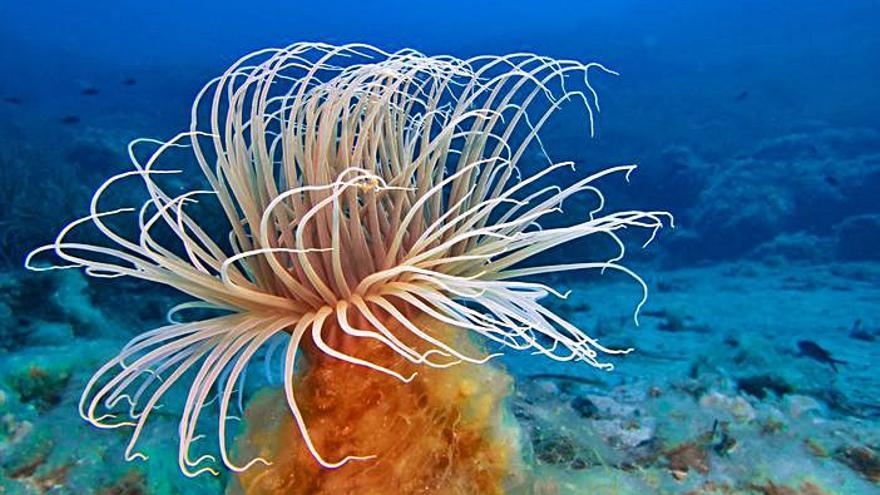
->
[[1, 1, 878, 493]]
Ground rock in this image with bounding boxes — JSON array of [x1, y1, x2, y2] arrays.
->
[[533, 431, 578, 466], [799, 482, 834, 495], [751, 232, 833, 264], [585, 395, 635, 418], [64, 139, 124, 174], [667, 126, 880, 262], [834, 445, 880, 483], [759, 414, 786, 435], [783, 395, 825, 419], [835, 214, 880, 261], [570, 396, 599, 419], [97, 469, 148, 495], [5, 364, 71, 412], [736, 374, 794, 399], [710, 421, 737, 456], [591, 418, 656, 451], [822, 127, 880, 159], [569, 457, 588, 470], [656, 145, 712, 212], [31, 462, 74, 493], [804, 438, 828, 458], [50, 271, 113, 336], [0, 275, 27, 350], [848, 319, 876, 342], [753, 134, 822, 161], [699, 391, 756, 422], [1, 428, 53, 480], [748, 480, 832, 495], [664, 441, 710, 476], [1, 414, 34, 446], [24, 322, 75, 347], [685, 166, 796, 259]]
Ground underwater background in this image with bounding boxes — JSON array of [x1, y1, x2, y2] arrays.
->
[[1, 0, 879, 493]]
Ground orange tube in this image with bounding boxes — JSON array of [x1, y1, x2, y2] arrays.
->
[[230, 314, 520, 495]]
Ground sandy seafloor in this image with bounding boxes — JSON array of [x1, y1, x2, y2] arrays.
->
[[1, 261, 878, 494]]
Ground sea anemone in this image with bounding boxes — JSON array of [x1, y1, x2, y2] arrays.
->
[[27, 42, 671, 482]]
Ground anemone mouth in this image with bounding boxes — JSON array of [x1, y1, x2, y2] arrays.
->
[[27, 42, 672, 476]]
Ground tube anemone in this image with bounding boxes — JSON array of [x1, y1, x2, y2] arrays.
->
[[28, 42, 672, 478]]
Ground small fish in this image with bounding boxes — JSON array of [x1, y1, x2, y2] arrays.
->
[[2, 96, 23, 105], [734, 90, 749, 102], [60, 115, 81, 125], [797, 340, 847, 373], [81, 87, 100, 96], [122, 77, 137, 86], [824, 175, 839, 187]]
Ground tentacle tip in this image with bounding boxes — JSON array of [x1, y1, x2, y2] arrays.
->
[[324, 454, 377, 469]]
